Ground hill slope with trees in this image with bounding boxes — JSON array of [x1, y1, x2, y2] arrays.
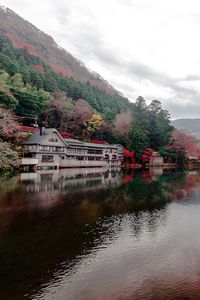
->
[[0, 6, 118, 95], [0, 7, 181, 171]]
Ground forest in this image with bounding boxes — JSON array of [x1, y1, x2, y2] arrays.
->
[[0, 34, 192, 171]]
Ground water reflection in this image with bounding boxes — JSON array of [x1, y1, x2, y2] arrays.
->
[[1, 169, 200, 299]]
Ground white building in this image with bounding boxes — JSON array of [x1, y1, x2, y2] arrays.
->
[[21, 128, 124, 169]]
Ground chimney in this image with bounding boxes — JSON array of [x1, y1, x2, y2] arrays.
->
[[39, 121, 46, 136], [39, 126, 45, 136]]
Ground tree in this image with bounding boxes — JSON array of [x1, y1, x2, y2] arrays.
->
[[14, 87, 50, 117], [29, 69, 44, 89], [147, 100, 173, 149], [43, 92, 75, 130], [91, 120, 116, 143], [114, 112, 132, 136], [84, 113, 104, 136], [141, 148, 154, 164], [0, 107, 19, 140], [0, 71, 18, 109], [75, 99, 92, 122], [161, 144, 187, 165], [126, 127, 149, 160], [0, 142, 19, 172], [0, 53, 19, 75], [173, 130, 200, 158]]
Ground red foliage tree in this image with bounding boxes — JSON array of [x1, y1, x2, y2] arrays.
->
[[90, 139, 109, 144], [173, 130, 200, 158], [141, 148, 154, 164], [32, 65, 45, 74], [59, 131, 73, 138], [51, 65, 73, 78], [124, 149, 135, 164]]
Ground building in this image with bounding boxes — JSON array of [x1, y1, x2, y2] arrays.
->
[[21, 127, 124, 169], [149, 151, 164, 166]]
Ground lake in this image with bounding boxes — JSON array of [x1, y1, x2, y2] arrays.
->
[[1, 168, 200, 299]]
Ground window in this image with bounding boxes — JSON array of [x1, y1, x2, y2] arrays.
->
[[67, 148, 76, 153], [49, 137, 58, 142], [26, 145, 37, 151], [76, 148, 85, 154], [42, 155, 54, 162], [88, 157, 95, 160], [40, 146, 50, 151], [41, 174, 53, 181], [57, 147, 64, 152], [88, 149, 103, 154], [77, 156, 84, 160]]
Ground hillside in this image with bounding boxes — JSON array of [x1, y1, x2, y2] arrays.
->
[[0, 6, 116, 95], [172, 119, 200, 139]]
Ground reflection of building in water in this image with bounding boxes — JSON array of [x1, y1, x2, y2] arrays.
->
[[20, 168, 123, 193]]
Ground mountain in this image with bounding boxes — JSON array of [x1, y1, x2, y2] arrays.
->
[[0, 6, 117, 95], [171, 119, 200, 139]]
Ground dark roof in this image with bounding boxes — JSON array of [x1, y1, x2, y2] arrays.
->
[[64, 138, 84, 145], [23, 128, 66, 146], [23, 128, 124, 150]]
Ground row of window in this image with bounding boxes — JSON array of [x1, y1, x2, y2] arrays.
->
[[42, 155, 54, 162], [105, 149, 117, 153], [28, 145, 120, 154], [41, 147, 109, 154], [60, 156, 103, 161], [40, 146, 64, 152], [41, 155, 122, 163]]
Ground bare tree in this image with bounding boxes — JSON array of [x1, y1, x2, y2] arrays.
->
[[114, 112, 132, 136], [43, 92, 75, 130], [75, 99, 92, 122]]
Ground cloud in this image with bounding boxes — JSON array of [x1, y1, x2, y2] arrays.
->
[[1, 0, 200, 118]]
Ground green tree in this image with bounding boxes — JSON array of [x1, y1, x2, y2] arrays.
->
[[0, 53, 19, 75], [126, 126, 149, 160]]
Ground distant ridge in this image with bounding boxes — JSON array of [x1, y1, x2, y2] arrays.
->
[[171, 118, 200, 139]]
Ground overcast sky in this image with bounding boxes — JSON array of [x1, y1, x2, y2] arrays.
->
[[2, 0, 200, 119]]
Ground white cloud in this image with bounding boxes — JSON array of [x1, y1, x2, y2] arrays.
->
[[1, 0, 200, 118]]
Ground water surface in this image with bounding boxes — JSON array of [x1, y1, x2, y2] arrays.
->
[[1, 168, 200, 299]]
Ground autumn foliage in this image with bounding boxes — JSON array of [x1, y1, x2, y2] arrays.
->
[[173, 130, 200, 158], [141, 148, 154, 163], [0, 107, 19, 139], [32, 65, 45, 74], [124, 149, 135, 163]]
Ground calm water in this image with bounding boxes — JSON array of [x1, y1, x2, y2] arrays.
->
[[1, 168, 200, 299]]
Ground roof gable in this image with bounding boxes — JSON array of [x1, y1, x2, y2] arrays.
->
[[23, 128, 68, 147]]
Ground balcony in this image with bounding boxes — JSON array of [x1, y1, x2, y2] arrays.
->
[[21, 158, 39, 165]]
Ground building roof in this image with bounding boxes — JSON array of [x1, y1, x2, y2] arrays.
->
[[151, 151, 162, 157], [64, 138, 84, 145], [23, 128, 66, 146], [65, 138, 118, 149], [23, 128, 123, 150]]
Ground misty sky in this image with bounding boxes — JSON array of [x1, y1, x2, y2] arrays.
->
[[1, 0, 200, 119]]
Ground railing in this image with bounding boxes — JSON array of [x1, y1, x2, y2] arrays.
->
[[21, 158, 39, 165]]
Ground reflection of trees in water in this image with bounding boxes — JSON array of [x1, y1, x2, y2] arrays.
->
[[163, 170, 200, 202], [1, 170, 200, 299]]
